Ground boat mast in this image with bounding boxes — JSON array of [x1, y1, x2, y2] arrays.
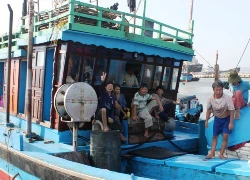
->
[[25, 0, 34, 135], [214, 50, 219, 81], [188, 0, 194, 32]]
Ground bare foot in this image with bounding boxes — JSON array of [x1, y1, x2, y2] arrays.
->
[[219, 155, 226, 159], [120, 134, 127, 141], [205, 154, 215, 159], [103, 127, 109, 131]]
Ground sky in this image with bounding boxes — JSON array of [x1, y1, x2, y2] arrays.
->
[[0, 0, 250, 71]]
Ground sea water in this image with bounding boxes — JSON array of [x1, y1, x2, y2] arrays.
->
[[177, 78, 250, 119]]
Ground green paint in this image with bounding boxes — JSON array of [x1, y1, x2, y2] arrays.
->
[[0, 0, 194, 56]]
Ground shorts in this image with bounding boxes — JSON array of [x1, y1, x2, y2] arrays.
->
[[213, 115, 231, 136]]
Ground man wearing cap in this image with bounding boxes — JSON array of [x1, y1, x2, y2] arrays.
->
[[228, 70, 250, 119]]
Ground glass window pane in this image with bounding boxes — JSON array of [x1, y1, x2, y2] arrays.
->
[[153, 66, 162, 89], [66, 54, 81, 83], [174, 61, 180, 67], [81, 56, 95, 84], [156, 57, 163, 64], [136, 54, 144, 61], [141, 64, 154, 89], [107, 60, 127, 85], [36, 51, 45, 66], [162, 67, 171, 89], [94, 58, 107, 85], [171, 68, 179, 90], [57, 53, 66, 84], [165, 59, 172, 66], [123, 52, 133, 60], [32, 51, 36, 67], [147, 57, 154, 63]]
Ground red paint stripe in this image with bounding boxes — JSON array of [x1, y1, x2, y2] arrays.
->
[[0, 169, 11, 180]]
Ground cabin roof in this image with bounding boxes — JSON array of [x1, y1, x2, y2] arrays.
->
[[0, 0, 194, 61]]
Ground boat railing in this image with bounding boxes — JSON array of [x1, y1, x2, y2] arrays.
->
[[0, 0, 194, 50], [20, 0, 192, 43]]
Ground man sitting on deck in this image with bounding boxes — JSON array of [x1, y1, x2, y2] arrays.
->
[[132, 83, 164, 137], [228, 70, 250, 119], [151, 86, 185, 122]]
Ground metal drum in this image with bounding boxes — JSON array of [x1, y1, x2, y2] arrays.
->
[[90, 131, 121, 172]]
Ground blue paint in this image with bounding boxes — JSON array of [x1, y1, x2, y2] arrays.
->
[[165, 154, 236, 171], [198, 120, 208, 155], [43, 48, 54, 121], [0, 125, 23, 151], [18, 61, 27, 114], [175, 120, 198, 134], [22, 151, 151, 180], [122, 119, 129, 145], [206, 107, 250, 150], [129, 156, 245, 180], [0, 49, 26, 59], [62, 30, 193, 61], [216, 160, 250, 177], [16, 31, 193, 61], [0, 158, 40, 180]]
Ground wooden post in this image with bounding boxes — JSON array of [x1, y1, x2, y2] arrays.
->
[[25, 0, 34, 135], [214, 50, 219, 81]]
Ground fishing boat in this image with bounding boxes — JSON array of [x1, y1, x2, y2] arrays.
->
[[0, 0, 250, 180]]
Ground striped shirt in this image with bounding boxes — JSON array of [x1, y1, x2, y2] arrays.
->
[[133, 92, 152, 113]]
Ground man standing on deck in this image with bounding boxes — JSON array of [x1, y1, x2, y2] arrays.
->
[[228, 70, 250, 119]]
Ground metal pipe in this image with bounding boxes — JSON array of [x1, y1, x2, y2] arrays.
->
[[6, 4, 13, 124], [188, 0, 194, 32], [25, 0, 34, 135], [73, 122, 78, 151], [22, 0, 27, 16]]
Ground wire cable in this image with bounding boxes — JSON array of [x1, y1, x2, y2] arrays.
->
[[194, 49, 214, 69], [236, 38, 250, 68]]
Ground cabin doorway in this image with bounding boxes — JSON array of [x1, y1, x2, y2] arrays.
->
[[3, 60, 20, 114], [31, 50, 46, 122], [0, 62, 4, 108]]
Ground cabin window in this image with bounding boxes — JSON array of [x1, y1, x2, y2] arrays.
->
[[66, 54, 81, 83], [37, 51, 45, 66], [162, 67, 171, 89], [153, 66, 162, 89], [108, 61, 141, 87], [165, 59, 173, 66], [156, 57, 163, 65], [123, 52, 133, 60], [141, 64, 154, 89], [136, 54, 144, 61], [57, 53, 66, 84], [94, 58, 107, 85], [81, 56, 95, 84], [107, 60, 126, 84], [147, 57, 154, 63], [83, 46, 96, 55], [174, 61, 180, 67], [171, 68, 179, 90]]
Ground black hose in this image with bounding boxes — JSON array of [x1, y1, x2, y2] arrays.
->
[[122, 130, 196, 154]]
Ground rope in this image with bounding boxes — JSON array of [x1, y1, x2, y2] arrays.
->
[[128, 0, 143, 22], [194, 49, 214, 69], [236, 38, 250, 68]]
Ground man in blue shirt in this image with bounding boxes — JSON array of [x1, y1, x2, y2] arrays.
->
[[228, 70, 250, 119]]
